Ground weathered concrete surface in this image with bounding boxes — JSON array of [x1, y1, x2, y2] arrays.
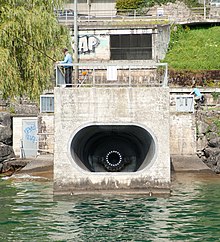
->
[[7, 153, 217, 187], [13, 154, 53, 180], [19, 154, 53, 172], [171, 155, 214, 173], [170, 114, 196, 155], [54, 87, 170, 195]]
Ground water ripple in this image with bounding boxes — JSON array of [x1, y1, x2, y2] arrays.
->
[[1, 176, 220, 241]]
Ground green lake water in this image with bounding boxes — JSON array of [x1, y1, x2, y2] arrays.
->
[[0, 173, 220, 242]]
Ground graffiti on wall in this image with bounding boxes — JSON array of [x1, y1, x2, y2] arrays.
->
[[78, 34, 100, 54], [24, 123, 37, 143]]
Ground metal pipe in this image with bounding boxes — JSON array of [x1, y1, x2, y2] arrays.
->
[[74, 0, 79, 84]]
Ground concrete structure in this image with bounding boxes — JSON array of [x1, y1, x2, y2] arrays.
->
[[169, 92, 196, 155], [170, 113, 196, 155], [54, 87, 170, 195], [73, 26, 170, 63]]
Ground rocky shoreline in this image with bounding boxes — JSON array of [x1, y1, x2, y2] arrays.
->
[[196, 106, 220, 173]]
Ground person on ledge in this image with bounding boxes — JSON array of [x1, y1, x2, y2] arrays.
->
[[58, 48, 73, 87], [190, 85, 205, 104]]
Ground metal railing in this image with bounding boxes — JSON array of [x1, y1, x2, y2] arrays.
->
[[57, 7, 220, 24], [55, 62, 168, 88]]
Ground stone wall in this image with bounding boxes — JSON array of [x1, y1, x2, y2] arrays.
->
[[196, 94, 220, 173], [0, 112, 15, 163], [149, 1, 192, 21], [38, 115, 54, 154]]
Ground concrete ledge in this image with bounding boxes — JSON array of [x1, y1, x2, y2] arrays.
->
[[14, 154, 54, 180], [171, 155, 213, 173], [19, 154, 53, 172], [54, 188, 171, 197]]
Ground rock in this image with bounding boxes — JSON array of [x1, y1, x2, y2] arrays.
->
[[0, 126, 12, 145], [1, 159, 28, 176], [10, 101, 39, 115], [197, 121, 209, 134], [0, 142, 15, 163], [0, 112, 11, 126], [206, 156, 218, 166], [208, 137, 220, 148], [203, 147, 220, 158], [0, 112, 12, 145], [216, 159, 220, 174], [213, 164, 220, 174]]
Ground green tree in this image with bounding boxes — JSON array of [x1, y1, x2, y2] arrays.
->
[[0, 0, 71, 101], [116, 0, 145, 10]]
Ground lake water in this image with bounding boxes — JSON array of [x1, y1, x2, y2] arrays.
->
[[0, 173, 220, 241]]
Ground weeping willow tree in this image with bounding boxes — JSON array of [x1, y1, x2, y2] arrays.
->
[[0, 0, 70, 101]]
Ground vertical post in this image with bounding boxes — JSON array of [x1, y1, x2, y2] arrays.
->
[[163, 63, 168, 87], [129, 66, 131, 86], [204, 0, 206, 20], [87, 0, 91, 22], [74, 0, 79, 84]]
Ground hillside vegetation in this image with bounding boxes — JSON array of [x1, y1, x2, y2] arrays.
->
[[163, 25, 220, 71]]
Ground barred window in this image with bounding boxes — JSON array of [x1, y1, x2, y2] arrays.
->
[[110, 34, 152, 60], [40, 95, 54, 113]]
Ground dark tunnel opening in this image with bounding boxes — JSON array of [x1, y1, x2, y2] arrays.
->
[[70, 125, 156, 172]]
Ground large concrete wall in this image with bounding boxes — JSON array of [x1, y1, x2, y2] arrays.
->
[[54, 87, 170, 195], [170, 113, 196, 155]]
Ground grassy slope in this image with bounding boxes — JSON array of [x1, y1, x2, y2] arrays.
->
[[163, 25, 220, 70]]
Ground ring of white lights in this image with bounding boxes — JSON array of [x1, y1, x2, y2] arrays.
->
[[105, 150, 122, 167]]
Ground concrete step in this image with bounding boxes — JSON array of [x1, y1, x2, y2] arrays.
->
[[171, 155, 213, 173]]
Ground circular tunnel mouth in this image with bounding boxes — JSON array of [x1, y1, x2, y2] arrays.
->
[[105, 150, 123, 171], [70, 125, 156, 172]]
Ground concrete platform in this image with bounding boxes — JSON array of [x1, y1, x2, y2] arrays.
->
[[13, 154, 215, 183], [14, 154, 54, 180], [171, 155, 213, 173], [20, 154, 53, 172]]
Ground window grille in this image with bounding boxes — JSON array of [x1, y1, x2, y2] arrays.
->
[[176, 95, 194, 113], [40, 95, 54, 113], [110, 34, 152, 60]]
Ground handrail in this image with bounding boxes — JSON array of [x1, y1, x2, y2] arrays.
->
[[57, 7, 220, 25], [55, 62, 168, 88]]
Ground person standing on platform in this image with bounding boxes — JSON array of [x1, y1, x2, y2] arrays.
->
[[58, 48, 73, 87]]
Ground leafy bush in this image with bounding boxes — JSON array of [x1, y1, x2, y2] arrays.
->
[[211, 92, 220, 101], [116, 0, 146, 10]]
